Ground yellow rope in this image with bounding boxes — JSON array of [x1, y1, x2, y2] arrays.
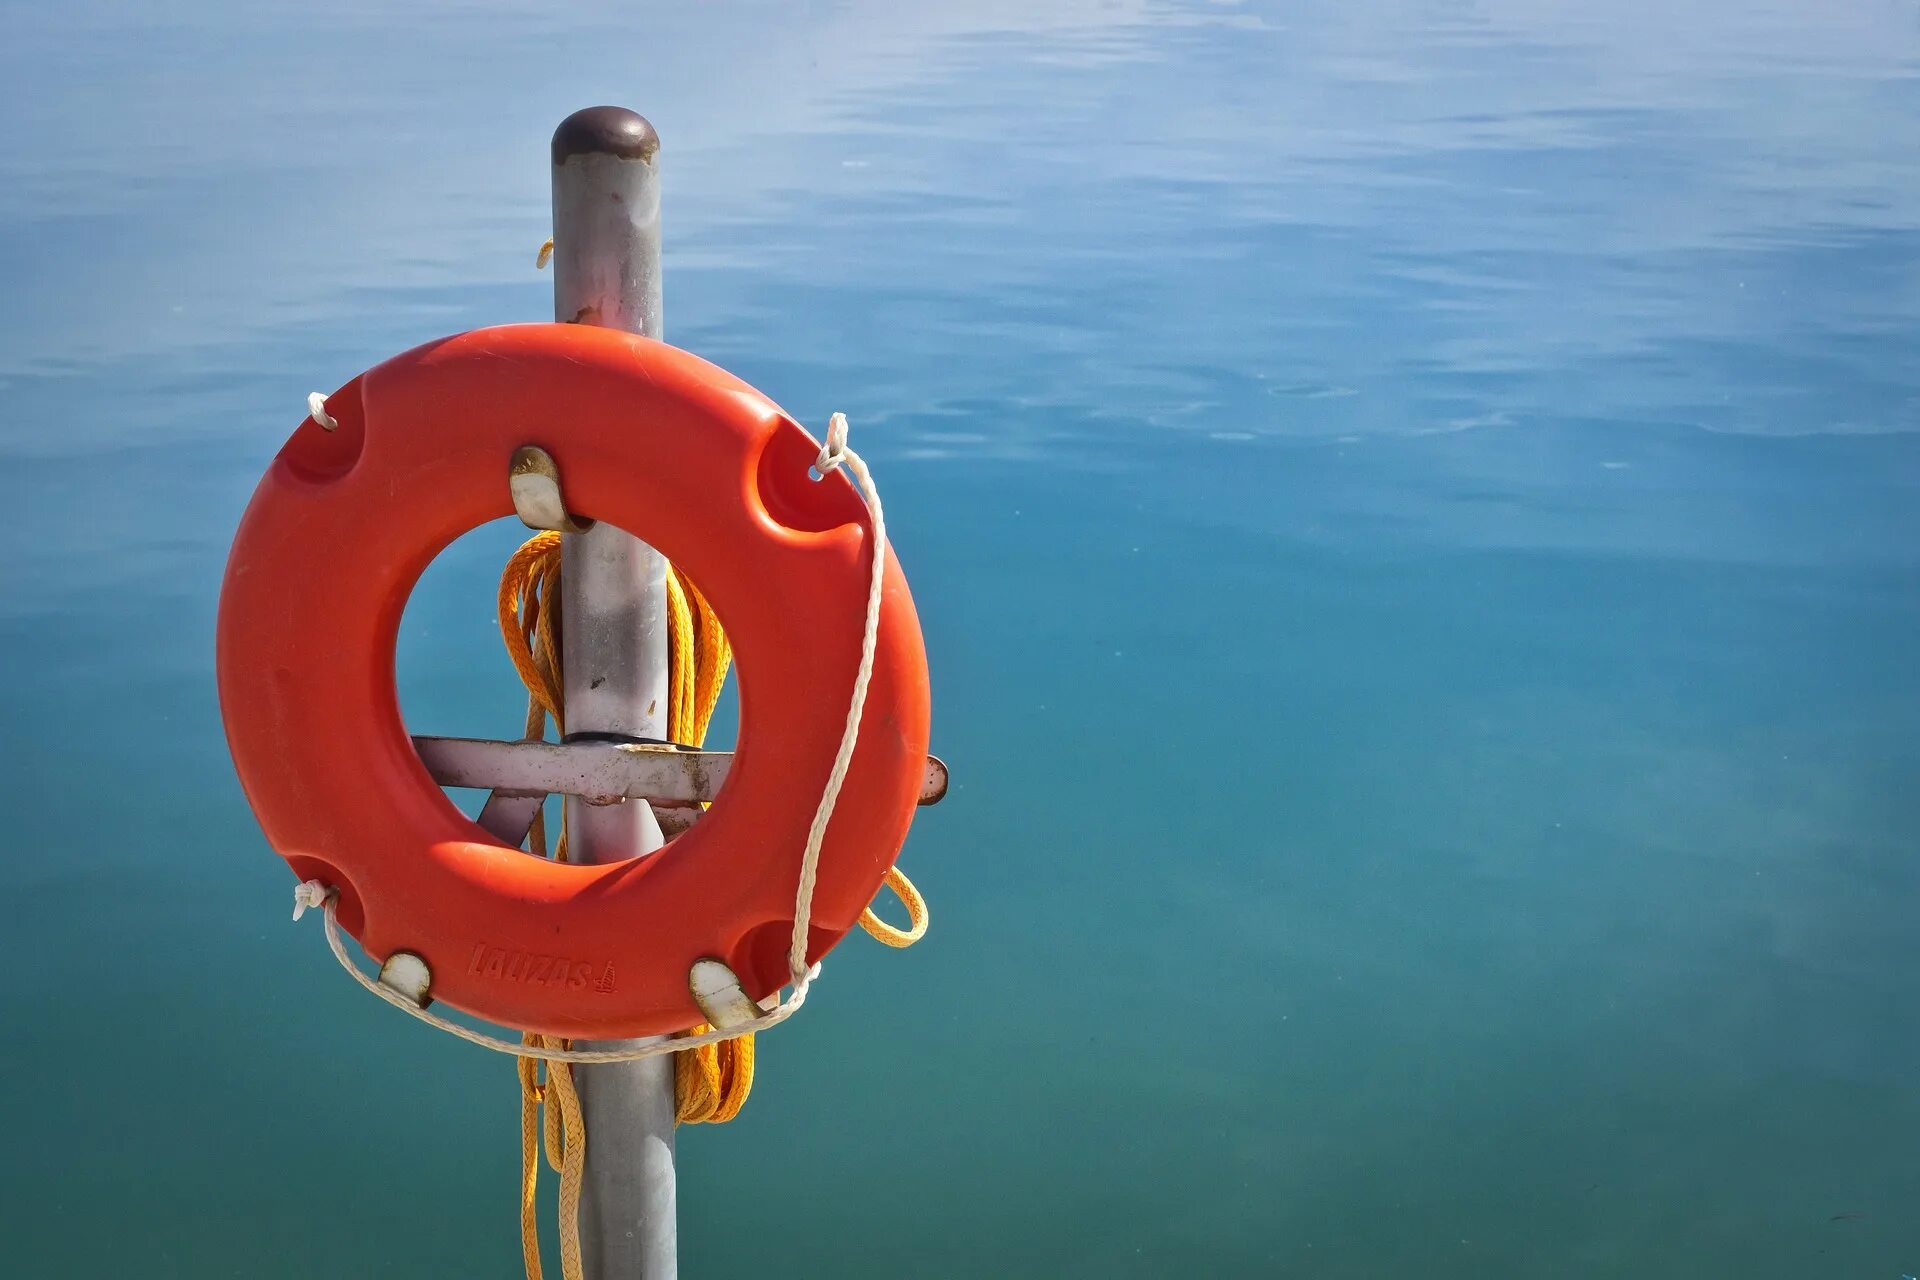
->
[[499, 516, 928, 1275], [517, 1038, 586, 1280], [498, 532, 587, 1280]]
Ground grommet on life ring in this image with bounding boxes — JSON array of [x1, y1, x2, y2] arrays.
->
[[217, 324, 932, 1039]]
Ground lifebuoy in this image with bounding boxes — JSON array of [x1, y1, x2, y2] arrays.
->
[[218, 323, 931, 1039]]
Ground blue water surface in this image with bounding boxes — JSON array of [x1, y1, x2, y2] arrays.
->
[[2, 2, 1917, 1276]]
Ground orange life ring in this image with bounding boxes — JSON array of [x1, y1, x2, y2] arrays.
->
[[218, 323, 931, 1039]]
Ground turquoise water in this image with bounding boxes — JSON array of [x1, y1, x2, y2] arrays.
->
[[4, 2, 1919, 1275]]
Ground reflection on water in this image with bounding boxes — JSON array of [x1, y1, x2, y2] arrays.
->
[[1, 2, 1916, 1276]]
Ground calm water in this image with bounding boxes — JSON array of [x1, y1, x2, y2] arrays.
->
[[3, 2, 1918, 1276]]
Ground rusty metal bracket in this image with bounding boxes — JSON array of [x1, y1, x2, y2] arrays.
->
[[509, 444, 595, 534]]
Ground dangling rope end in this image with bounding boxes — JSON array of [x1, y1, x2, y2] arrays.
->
[[292, 879, 333, 922]]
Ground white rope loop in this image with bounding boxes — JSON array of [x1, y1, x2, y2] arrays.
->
[[307, 391, 339, 432], [301, 879, 820, 1063], [292, 411, 888, 1061], [788, 411, 885, 983], [815, 410, 850, 476]]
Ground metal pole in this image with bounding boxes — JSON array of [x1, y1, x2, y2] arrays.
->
[[550, 105, 677, 1279]]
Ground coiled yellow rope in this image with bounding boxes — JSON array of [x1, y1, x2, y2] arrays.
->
[[497, 528, 925, 1278], [497, 534, 588, 1280]]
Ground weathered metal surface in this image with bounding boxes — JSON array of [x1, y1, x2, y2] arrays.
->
[[654, 807, 701, 838], [509, 444, 594, 533], [417, 736, 715, 805], [551, 103, 678, 1280], [552, 105, 660, 164], [475, 790, 542, 846], [417, 736, 951, 807]]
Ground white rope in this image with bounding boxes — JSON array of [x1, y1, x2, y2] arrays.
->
[[307, 391, 339, 432], [292, 880, 328, 921], [304, 885, 818, 1062], [293, 411, 888, 1063], [788, 413, 881, 981]]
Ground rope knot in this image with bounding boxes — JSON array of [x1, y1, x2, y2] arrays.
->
[[292, 879, 333, 922], [307, 391, 340, 432], [814, 412, 851, 476]]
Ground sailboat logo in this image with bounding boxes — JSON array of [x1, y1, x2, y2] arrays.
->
[[595, 962, 617, 994]]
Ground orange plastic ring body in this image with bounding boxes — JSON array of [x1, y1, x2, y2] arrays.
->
[[217, 324, 931, 1039]]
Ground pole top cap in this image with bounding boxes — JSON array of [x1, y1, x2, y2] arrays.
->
[[552, 107, 659, 164]]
